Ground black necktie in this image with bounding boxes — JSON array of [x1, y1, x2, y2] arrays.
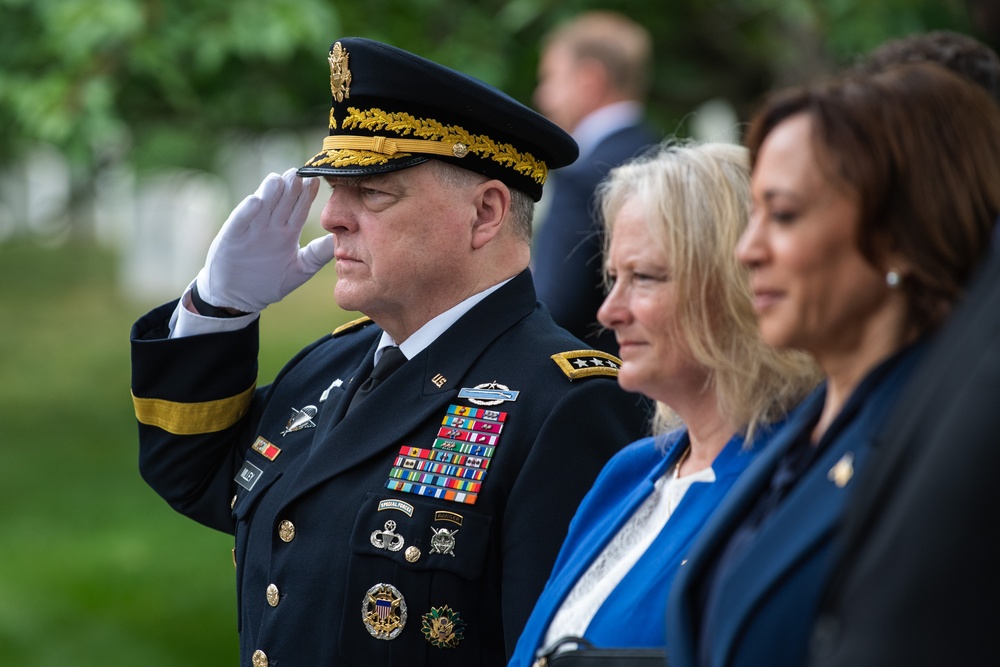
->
[[346, 346, 407, 413]]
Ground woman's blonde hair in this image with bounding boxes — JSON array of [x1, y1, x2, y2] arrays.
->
[[599, 140, 821, 439]]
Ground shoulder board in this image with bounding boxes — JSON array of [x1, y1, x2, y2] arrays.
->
[[332, 315, 373, 337], [551, 350, 622, 381]]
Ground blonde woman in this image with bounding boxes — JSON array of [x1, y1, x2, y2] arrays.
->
[[509, 142, 819, 665]]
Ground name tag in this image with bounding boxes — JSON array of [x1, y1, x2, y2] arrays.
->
[[235, 461, 264, 491]]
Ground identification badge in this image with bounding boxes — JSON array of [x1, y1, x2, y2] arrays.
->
[[235, 461, 264, 491]]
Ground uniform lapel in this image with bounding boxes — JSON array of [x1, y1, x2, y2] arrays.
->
[[706, 347, 922, 666], [280, 271, 538, 506], [708, 430, 866, 665]]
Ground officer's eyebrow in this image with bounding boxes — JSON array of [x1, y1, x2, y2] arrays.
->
[[323, 174, 396, 189]]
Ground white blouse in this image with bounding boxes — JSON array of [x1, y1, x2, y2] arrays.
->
[[542, 463, 716, 647]]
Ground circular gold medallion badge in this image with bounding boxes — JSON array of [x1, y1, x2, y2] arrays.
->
[[362, 583, 407, 640], [421, 605, 465, 648]]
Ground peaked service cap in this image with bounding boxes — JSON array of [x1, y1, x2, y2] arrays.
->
[[298, 37, 578, 201]]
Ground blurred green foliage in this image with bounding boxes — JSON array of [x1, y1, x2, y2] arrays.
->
[[0, 240, 349, 664], [0, 0, 990, 662], [0, 0, 982, 184]]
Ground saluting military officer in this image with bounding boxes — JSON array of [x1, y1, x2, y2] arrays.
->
[[131, 37, 650, 667]]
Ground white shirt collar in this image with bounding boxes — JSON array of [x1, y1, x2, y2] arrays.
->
[[373, 277, 513, 364], [572, 101, 644, 159]]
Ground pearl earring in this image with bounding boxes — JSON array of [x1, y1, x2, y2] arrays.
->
[[885, 270, 901, 288]]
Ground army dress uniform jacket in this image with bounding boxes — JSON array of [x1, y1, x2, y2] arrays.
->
[[131, 270, 650, 667]]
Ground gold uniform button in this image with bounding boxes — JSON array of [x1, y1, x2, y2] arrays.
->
[[266, 583, 280, 607], [251, 649, 268, 667], [405, 546, 421, 563], [278, 520, 296, 542], [230, 494, 238, 510]]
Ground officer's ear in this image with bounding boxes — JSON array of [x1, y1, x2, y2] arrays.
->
[[470, 179, 511, 250]]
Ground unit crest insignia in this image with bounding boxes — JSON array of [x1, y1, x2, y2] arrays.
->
[[362, 583, 407, 640], [421, 605, 465, 648]]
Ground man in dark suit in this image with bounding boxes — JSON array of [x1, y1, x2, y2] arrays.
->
[[531, 11, 660, 354], [131, 37, 649, 667]]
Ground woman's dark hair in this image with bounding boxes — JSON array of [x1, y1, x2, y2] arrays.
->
[[745, 62, 1000, 333]]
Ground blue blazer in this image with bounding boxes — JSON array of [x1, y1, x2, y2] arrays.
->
[[509, 427, 767, 667], [666, 344, 926, 667]]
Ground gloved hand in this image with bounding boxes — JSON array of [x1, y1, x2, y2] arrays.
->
[[194, 167, 334, 313]]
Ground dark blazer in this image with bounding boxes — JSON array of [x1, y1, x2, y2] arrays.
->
[[532, 122, 658, 354], [665, 344, 925, 667], [809, 249, 1000, 667], [131, 270, 650, 667]]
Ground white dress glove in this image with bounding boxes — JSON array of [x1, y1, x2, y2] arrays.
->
[[194, 167, 334, 313]]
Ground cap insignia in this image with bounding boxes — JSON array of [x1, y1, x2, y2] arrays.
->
[[329, 41, 352, 103]]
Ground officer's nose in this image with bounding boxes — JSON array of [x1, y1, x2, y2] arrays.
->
[[320, 185, 359, 235]]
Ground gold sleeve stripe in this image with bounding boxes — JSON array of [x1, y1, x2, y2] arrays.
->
[[551, 350, 622, 381], [132, 382, 256, 435]]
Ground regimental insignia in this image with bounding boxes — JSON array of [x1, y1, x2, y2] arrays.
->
[[828, 452, 855, 488], [385, 405, 507, 505], [329, 41, 352, 103], [251, 436, 281, 461], [457, 381, 519, 406], [430, 527, 458, 557], [281, 405, 317, 436], [370, 520, 405, 552], [362, 583, 407, 640], [551, 350, 622, 380], [421, 605, 465, 649]]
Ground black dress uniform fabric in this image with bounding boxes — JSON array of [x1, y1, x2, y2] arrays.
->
[[131, 270, 650, 666]]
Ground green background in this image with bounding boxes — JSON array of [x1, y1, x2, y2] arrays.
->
[[0, 0, 991, 663]]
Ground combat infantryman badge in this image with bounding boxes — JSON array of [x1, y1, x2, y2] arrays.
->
[[430, 527, 458, 557], [281, 405, 317, 436], [421, 605, 465, 648], [363, 583, 407, 640], [458, 381, 519, 406]]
